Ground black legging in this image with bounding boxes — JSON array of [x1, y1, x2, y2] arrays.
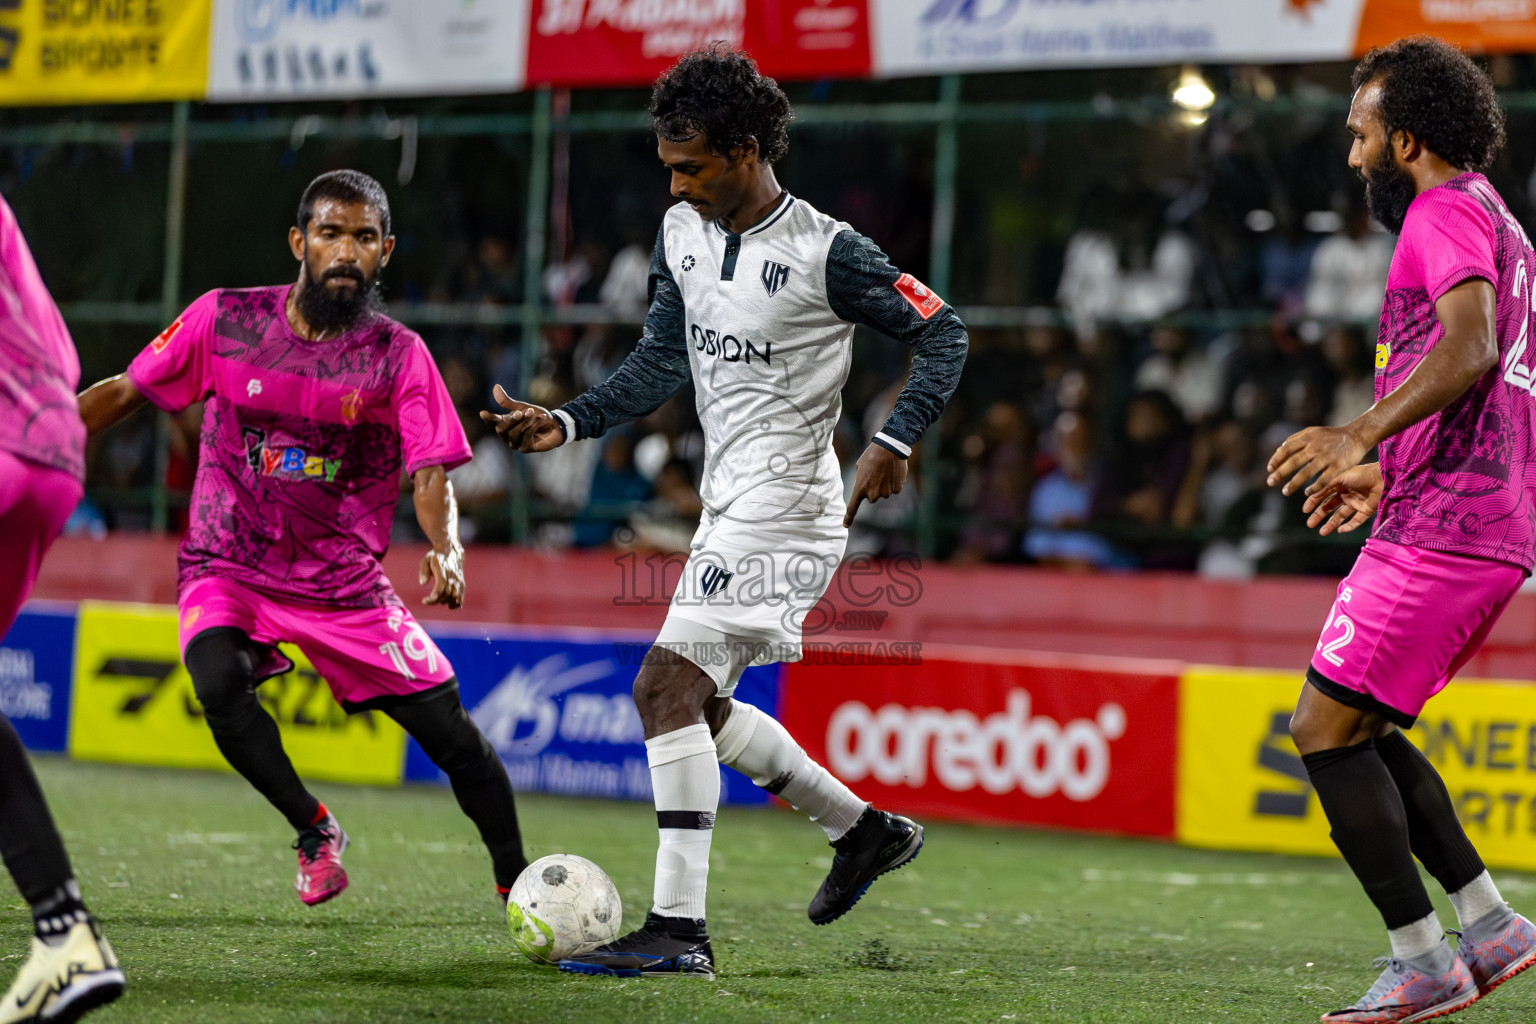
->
[[0, 714, 73, 904], [185, 626, 528, 887]]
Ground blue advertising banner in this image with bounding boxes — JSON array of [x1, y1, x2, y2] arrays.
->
[[0, 604, 77, 752], [412, 627, 781, 806]]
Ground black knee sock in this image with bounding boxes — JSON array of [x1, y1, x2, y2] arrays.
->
[[186, 628, 320, 831], [389, 687, 528, 888], [0, 715, 74, 906], [1376, 729, 1486, 895], [1302, 738, 1434, 929]]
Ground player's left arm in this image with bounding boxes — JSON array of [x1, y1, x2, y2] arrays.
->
[[398, 336, 473, 609], [825, 229, 969, 527], [411, 464, 465, 609], [1268, 278, 1498, 498]]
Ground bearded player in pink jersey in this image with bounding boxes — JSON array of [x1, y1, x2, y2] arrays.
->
[[0, 194, 125, 1022], [1267, 38, 1536, 1023], [78, 171, 529, 910]]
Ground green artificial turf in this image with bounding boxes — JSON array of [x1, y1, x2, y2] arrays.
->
[[11, 757, 1535, 1023]]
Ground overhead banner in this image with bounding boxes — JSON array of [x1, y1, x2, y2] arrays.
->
[[1178, 666, 1536, 873], [0, 0, 210, 105], [69, 601, 407, 787], [869, 0, 1536, 78], [207, 0, 531, 102], [413, 628, 778, 806], [782, 648, 1182, 837]]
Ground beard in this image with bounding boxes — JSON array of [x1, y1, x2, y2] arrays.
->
[[1360, 148, 1418, 234], [294, 258, 382, 335]]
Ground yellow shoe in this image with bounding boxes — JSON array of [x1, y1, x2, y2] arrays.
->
[[0, 920, 124, 1023]]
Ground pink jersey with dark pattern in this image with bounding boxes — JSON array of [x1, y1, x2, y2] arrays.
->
[[1373, 172, 1536, 569], [128, 286, 470, 608], [0, 193, 85, 480]]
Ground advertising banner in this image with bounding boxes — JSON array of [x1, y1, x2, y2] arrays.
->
[[207, 0, 530, 102], [1177, 666, 1536, 872], [0, 605, 76, 753], [781, 647, 1181, 837], [69, 601, 406, 786], [415, 627, 779, 806], [869, 1, 1536, 79], [0, 0, 209, 105], [525, 0, 745, 88]]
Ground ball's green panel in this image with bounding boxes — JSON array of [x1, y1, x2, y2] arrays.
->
[[507, 902, 558, 965]]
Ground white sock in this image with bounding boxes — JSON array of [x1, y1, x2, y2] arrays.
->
[[1449, 870, 1506, 929], [714, 700, 867, 841], [646, 724, 719, 922], [1389, 911, 1446, 961]]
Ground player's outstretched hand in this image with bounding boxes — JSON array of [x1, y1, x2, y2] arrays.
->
[[478, 384, 565, 453], [420, 544, 465, 609], [1302, 463, 1383, 536], [1266, 424, 1368, 498], [845, 444, 908, 528]]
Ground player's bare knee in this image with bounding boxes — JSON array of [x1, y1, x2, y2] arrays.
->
[[702, 695, 733, 737]]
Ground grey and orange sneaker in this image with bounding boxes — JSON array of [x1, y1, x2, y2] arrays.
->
[[1454, 909, 1536, 997], [1322, 947, 1479, 1023], [293, 813, 349, 906]]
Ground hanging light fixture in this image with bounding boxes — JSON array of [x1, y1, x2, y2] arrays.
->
[[1172, 65, 1215, 125]]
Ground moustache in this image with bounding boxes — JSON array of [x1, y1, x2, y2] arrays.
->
[[323, 267, 366, 284]]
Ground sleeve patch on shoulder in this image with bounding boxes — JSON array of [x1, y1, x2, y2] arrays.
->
[[893, 274, 945, 320], [151, 319, 183, 354]]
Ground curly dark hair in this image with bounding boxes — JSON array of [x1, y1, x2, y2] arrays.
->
[[650, 43, 794, 164], [297, 170, 391, 237], [1351, 36, 1505, 171]]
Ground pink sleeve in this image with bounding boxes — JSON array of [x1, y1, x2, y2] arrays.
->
[[1406, 190, 1498, 302], [126, 291, 219, 412], [396, 334, 472, 475]]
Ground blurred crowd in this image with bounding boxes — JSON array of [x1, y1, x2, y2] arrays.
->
[[74, 187, 1390, 577]]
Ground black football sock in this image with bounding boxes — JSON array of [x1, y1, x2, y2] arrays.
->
[[185, 628, 321, 830], [388, 686, 529, 888], [31, 880, 91, 944], [0, 714, 74, 906], [1302, 739, 1435, 929], [1375, 729, 1487, 895]]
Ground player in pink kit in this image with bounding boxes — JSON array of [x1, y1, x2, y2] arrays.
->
[[79, 171, 528, 909], [1268, 39, 1536, 1023], [0, 194, 125, 1021]]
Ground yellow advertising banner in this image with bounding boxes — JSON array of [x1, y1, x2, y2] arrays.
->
[[0, 0, 210, 105], [69, 601, 405, 786], [1178, 666, 1536, 872]]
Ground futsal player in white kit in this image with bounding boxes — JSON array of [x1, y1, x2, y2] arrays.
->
[[484, 45, 967, 977]]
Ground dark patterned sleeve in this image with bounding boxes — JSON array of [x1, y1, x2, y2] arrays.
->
[[825, 229, 967, 456], [555, 225, 689, 442]]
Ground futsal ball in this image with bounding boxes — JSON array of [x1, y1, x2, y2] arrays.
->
[[506, 854, 623, 965]]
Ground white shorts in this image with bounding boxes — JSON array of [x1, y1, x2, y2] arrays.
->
[[657, 508, 847, 696]]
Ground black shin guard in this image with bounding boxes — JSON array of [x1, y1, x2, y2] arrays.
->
[[185, 627, 320, 830], [388, 686, 528, 887], [1376, 729, 1486, 894], [1302, 738, 1434, 929], [0, 714, 73, 905]]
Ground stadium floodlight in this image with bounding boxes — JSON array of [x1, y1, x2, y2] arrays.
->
[[1172, 66, 1216, 125]]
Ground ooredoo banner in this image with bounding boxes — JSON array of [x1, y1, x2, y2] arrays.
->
[[206, 0, 531, 102], [1177, 666, 1536, 873], [780, 647, 1181, 837]]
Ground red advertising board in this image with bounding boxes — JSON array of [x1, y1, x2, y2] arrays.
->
[[780, 646, 1180, 837], [526, 0, 870, 89]]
